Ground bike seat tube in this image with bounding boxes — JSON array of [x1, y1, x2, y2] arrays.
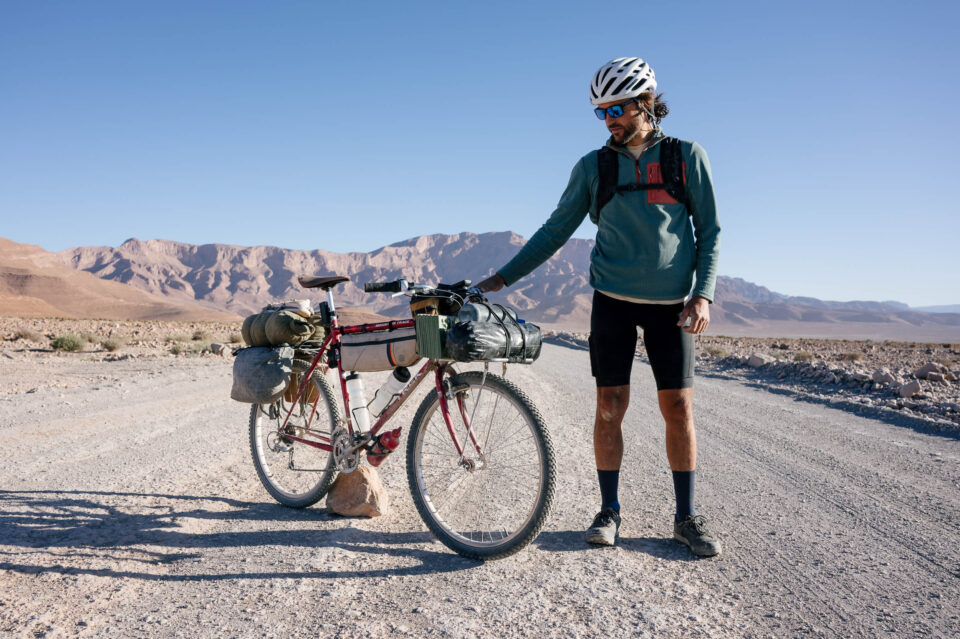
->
[[326, 288, 338, 322]]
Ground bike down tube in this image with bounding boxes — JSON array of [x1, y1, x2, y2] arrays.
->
[[367, 359, 437, 436]]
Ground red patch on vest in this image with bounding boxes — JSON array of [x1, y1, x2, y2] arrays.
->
[[646, 162, 686, 204]]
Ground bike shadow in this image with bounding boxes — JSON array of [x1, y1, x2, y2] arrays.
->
[[533, 530, 700, 561], [0, 489, 480, 582]]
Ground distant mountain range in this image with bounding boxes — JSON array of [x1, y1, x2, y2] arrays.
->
[[0, 237, 238, 321], [912, 304, 960, 314], [20, 232, 951, 340]]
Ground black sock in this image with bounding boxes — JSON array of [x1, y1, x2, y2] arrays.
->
[[672, 470, 696, 521], [597, 469, 620, 512]]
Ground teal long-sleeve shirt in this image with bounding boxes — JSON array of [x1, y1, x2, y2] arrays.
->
[[498, 132, 721, 302]]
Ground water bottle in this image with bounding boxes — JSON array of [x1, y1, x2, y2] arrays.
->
[[344, 372, 371, 432], [457, 303, 517, 324], [367, 427, 402, 467], [367, 366, 411, 418]]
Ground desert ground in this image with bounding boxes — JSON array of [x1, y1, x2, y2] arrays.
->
[[1, 317, 958, 638]]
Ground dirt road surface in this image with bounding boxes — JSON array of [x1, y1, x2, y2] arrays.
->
[[2, 344, 958, 638]]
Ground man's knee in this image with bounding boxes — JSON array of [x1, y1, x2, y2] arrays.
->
[[596, 385, 630, 424], [658, 388, 693, 423]]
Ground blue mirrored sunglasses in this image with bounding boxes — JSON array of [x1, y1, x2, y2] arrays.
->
[[594, 98, 638, 120]]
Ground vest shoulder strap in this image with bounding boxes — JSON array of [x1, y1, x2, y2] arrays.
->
[[596, 146, 620, 217], [595, 137, 689, 220]]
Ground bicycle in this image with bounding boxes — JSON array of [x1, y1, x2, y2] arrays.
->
[[248, 275, 556, 560]]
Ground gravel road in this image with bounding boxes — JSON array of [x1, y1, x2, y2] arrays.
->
[[2, 344, 959, 638]]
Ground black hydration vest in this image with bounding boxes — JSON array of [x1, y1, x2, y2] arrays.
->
[[596, 136, 689, 217]]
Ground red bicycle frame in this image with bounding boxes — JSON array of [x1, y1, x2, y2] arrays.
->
[[274, 289, 485, 461]]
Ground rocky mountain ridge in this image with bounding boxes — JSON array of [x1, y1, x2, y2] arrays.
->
[[0, 238, 237, 321], [1, 233, 955, 339]]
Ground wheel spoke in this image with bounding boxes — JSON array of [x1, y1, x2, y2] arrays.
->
[[407, 371, 555, 560], [250, 374, 340, 507]]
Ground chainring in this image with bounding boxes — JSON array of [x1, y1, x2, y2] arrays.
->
[[331, 428, 361, 474]]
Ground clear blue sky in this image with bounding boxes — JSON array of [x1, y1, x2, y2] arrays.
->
[[2, 1, 957, 307]]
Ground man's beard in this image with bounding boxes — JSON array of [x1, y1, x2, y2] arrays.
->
[[610, 115, 644, 145]]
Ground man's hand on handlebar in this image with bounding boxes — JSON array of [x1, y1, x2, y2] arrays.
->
[[476, 273, 506, 294]]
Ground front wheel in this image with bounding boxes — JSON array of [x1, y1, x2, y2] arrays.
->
[[406, 371, 556, 560], [249, 371, 340, 508]]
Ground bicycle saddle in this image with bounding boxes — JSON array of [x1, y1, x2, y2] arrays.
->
[[297, 275, 349, 290]]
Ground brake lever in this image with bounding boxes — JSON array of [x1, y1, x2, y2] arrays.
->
[[466, 286, 486, 303]]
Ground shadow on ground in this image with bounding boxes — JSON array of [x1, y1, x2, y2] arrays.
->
[[0, 489, 478, 581], [533, 530, 700, 562]]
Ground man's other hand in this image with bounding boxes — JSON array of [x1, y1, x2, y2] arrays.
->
[[476, 273, 506, 293], [678, 296, 710, 334]]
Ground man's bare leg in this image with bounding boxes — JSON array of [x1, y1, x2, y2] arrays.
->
[[594, 385, 630, 470], [658, 388, 696, 471], [586, 385, 630, 545], [658, 387, 721, 556]]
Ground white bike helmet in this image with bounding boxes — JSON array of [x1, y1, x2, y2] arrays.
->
[[590, 57, 657, 105]]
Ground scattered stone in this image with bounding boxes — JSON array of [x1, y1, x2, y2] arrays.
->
[[899, 380, 922, 398], [927, 372, 947, 383], [748, 353, 775, 367], [326, 465, 389, 517], [853, 372, 871, 383], [872, 369, 897, 385], [914, 362, 945, 379]]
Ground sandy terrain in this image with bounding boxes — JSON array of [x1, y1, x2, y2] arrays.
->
[[2, 318, 959, 638]]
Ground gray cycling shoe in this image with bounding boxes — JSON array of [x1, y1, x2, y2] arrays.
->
[[586, 508, 621, 546], [674, 514, 722, 557]]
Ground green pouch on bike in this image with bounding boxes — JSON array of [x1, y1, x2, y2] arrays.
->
[[230, 346, 295, 404], [415, 315, 455, 359]]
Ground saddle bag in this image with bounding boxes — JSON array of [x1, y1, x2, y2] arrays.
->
[[340, 327, 420, 372], [230, 346, 295, 404]]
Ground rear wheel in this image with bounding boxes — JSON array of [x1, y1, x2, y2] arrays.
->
[[406, 371, 556, 560], [249, 372, 340, 507]]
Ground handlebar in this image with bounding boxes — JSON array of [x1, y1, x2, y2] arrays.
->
[[363, 278, 485, 303], [364, 279, 406, 293]]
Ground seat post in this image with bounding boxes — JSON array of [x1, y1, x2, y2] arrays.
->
[[326, 288, 337, 315]]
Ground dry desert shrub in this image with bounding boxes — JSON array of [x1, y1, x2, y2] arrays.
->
[[166, 333, 191, 343], [14, 329, 43, 342], [841, 352, 864, 362], [51, 333, 84, 352], [82, 332, 99, 344], [170, 342, 209, 356], [793, 352, 815, 362], [101, 338, 125, 352], [192, 329, 209, 341], [705, 346, 730, 357], [228, 333, 243, 344]]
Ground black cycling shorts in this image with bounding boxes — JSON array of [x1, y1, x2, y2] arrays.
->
[[589, 290, 694, 390]]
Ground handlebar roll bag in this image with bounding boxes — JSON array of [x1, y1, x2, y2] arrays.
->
[[340, 327, 421, 372], [445, 316, 542, 363], [231, 346, 295, 404]]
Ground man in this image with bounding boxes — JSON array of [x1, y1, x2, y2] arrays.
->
[[476, 57, 722, 556]]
